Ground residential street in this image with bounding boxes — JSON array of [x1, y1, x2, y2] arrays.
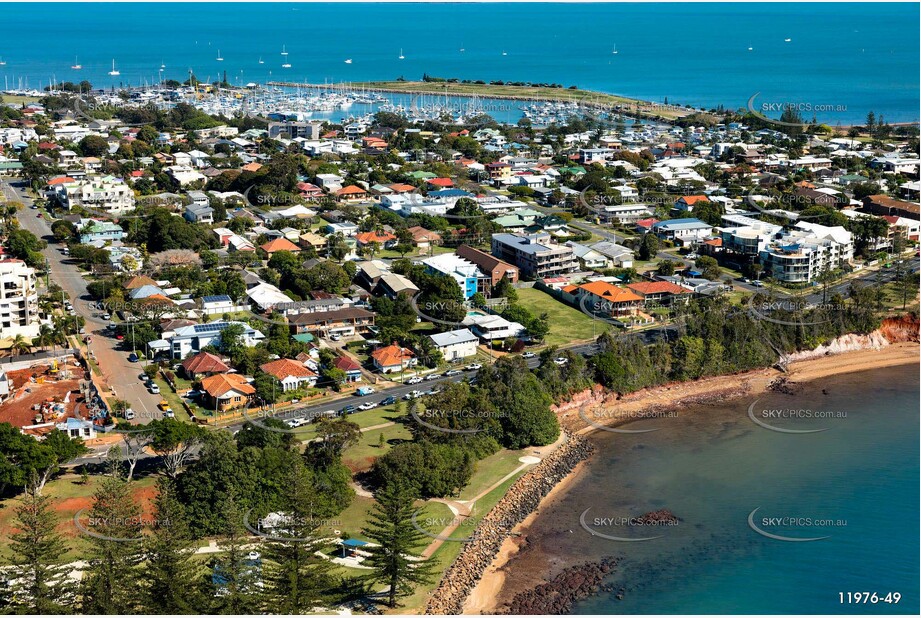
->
[[2, 177, 164, 421]]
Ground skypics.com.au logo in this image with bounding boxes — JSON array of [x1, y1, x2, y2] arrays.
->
[[746, 93, 848, 129], [578, 507, 679, 542]]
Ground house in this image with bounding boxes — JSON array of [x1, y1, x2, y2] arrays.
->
[[562, 281, 643, 317], [200, 295, 235, 316], [181, 351, 231, 380], [56, 417, 96, 440], [486, 162, 512, 182], [200, 373, 255, 412], [260, 237, 301, 255], [260, 358, 318, 391], [462, 313, 527, 342], [185, 202, 214, 224], [332, 355, 363, 382], [288, 307, 375, 337], [79, 220, 125, 244], [161, 321, 265, 360], [356, 230, 397, 248], [456, 244, 520, 286], [370, 342, 417, 373], [406, 226, 442, 249], [429, 328, 479, 361], [334, 185, 368, 202], [626, 281, 693, 306], [651, 219, 713, 245], [565, 241, 610, 270], [674, 195, 710, 212], [374, 273, 419, 300]]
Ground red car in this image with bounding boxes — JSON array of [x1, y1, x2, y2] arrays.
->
[[116, 334, 125, 340]]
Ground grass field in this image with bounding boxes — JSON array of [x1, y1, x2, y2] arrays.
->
[[515, 286, 610, 346]]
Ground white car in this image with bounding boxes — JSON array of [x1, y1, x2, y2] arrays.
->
[[424, 373, 442, 381], [553, 357, 569, 365], [358, 401, 378, 411], [246, 551, 261, 561], [406, 376, 423, 385], [403, 390, 424, 400], [522, 352, 537, 359], [751, 280, 765, 287], [464, 363, 482, 371]]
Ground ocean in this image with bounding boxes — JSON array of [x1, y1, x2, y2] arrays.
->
[[495, 363, 919, 614], [0, 3, 918, 125]]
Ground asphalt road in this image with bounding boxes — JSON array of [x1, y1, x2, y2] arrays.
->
[[2, 178, 164, 421]]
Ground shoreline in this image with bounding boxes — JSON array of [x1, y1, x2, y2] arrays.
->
[[462, 341, 919, 614]]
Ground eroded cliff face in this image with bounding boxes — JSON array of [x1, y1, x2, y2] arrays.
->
[[880, 313, 921, 343], [787, 313, 920, 361]]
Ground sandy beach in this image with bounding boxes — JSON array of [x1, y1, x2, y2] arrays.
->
[[462, 341, 919, 614]]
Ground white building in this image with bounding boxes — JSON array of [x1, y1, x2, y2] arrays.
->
[[0, 260, 41, 340], [429, 328, 479, 361], [51, 176, 136, 214]]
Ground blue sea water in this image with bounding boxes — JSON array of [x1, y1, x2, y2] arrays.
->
[[499, 364, 919, 614], [0, 3, 918, 124]]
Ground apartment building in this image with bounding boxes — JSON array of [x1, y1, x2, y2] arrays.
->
[[422, 253, 491, 299], [759, 222, 854, 283], [51, 175, 136, 214], [0, 260, 41, 340], [490, 233, 578, 280]]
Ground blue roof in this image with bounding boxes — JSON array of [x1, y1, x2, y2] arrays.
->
[[428, 189, 473, 198], [342, 539, 368, 547], [203, 295, 232, 303]]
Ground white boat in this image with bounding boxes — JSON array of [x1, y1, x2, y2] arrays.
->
[[0, 57, 6, 66], [748, 46, 753, 51], [258, 56, 264, 64], [71, 56, 82, 70], [108, 59, 120, 76], [344, 58, 352, 64], [784, 38, 792, 42], [282, 61, 291, 68], [160, 60, 166, 69], [612, 44, 618, 54], [216, 50, 224, 61], [399, 48, 404, 60], [501, 50, 507, 56], [281, 45, 288, 56]]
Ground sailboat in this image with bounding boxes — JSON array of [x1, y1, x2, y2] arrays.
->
[[0, 57, 6, 66], [71, 56, 82, 70], [398, 48, 405, 60], [258, 56, 264, 64], [784, 38, 792, 42], [281, 58, 291, 68], [501, 50, 507, 56], [612, 44, 618, 55], [748, 45, 753, 51], [344, 58, 352, 64], [160, 60, 166, 69], [216, 50, 224, 61], [108, 59, 120, 76], [281, 45, 288, 56]]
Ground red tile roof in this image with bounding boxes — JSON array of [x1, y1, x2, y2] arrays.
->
[[333, 356, 361, 372], [627, 281, 691, 296], [260, 238, 301, 253], [260, 358, 317, 380], [201, 373, 256, 397], [371, 343, 415, 368], [182, 352, 230, 375]]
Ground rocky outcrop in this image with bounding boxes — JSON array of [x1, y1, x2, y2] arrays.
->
[[423, 432, 594, 615], [880, 313, 920, 343], [496, 557, 619, 614]]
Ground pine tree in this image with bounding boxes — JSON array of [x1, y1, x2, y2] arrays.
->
[[8, 484, 75, 613], [79, 475, 144, 614], [141, 478, 203, 613], [261, 459, 335, 613], [361, 482, 436, 608], [210, 492, 261, 614]]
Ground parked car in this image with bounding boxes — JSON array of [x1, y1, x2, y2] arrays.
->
[[157, 400, 170, 411], [380, 396, 397, 406], [425, 373, 442, 381], [358, 401, 378, 411], [330, 334, 342, 341], [124, 408, 135, 420], [521, 351, 537, 359], [340, 404, 357, 415], [403, 390, 423, 400], [148, 384, 160, 394], [102, 313, 111, 320], [553, 357, 569, 365], [356, 386, 376, 396], [406, 376, 423, 385], [464, 363, 482, 371], [128, 353, 139, 362], [751, 280, 765, 287], [116, 334, 125, 340], [444, 369, 463, 377], [163, 409, 175, 418]]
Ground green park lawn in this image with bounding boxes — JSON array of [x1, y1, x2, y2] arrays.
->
[[515, 286, 610, 346]]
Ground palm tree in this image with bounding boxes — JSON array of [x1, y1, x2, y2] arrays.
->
[[36, 325, 56, 353], [11, 334, 32, 357]]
